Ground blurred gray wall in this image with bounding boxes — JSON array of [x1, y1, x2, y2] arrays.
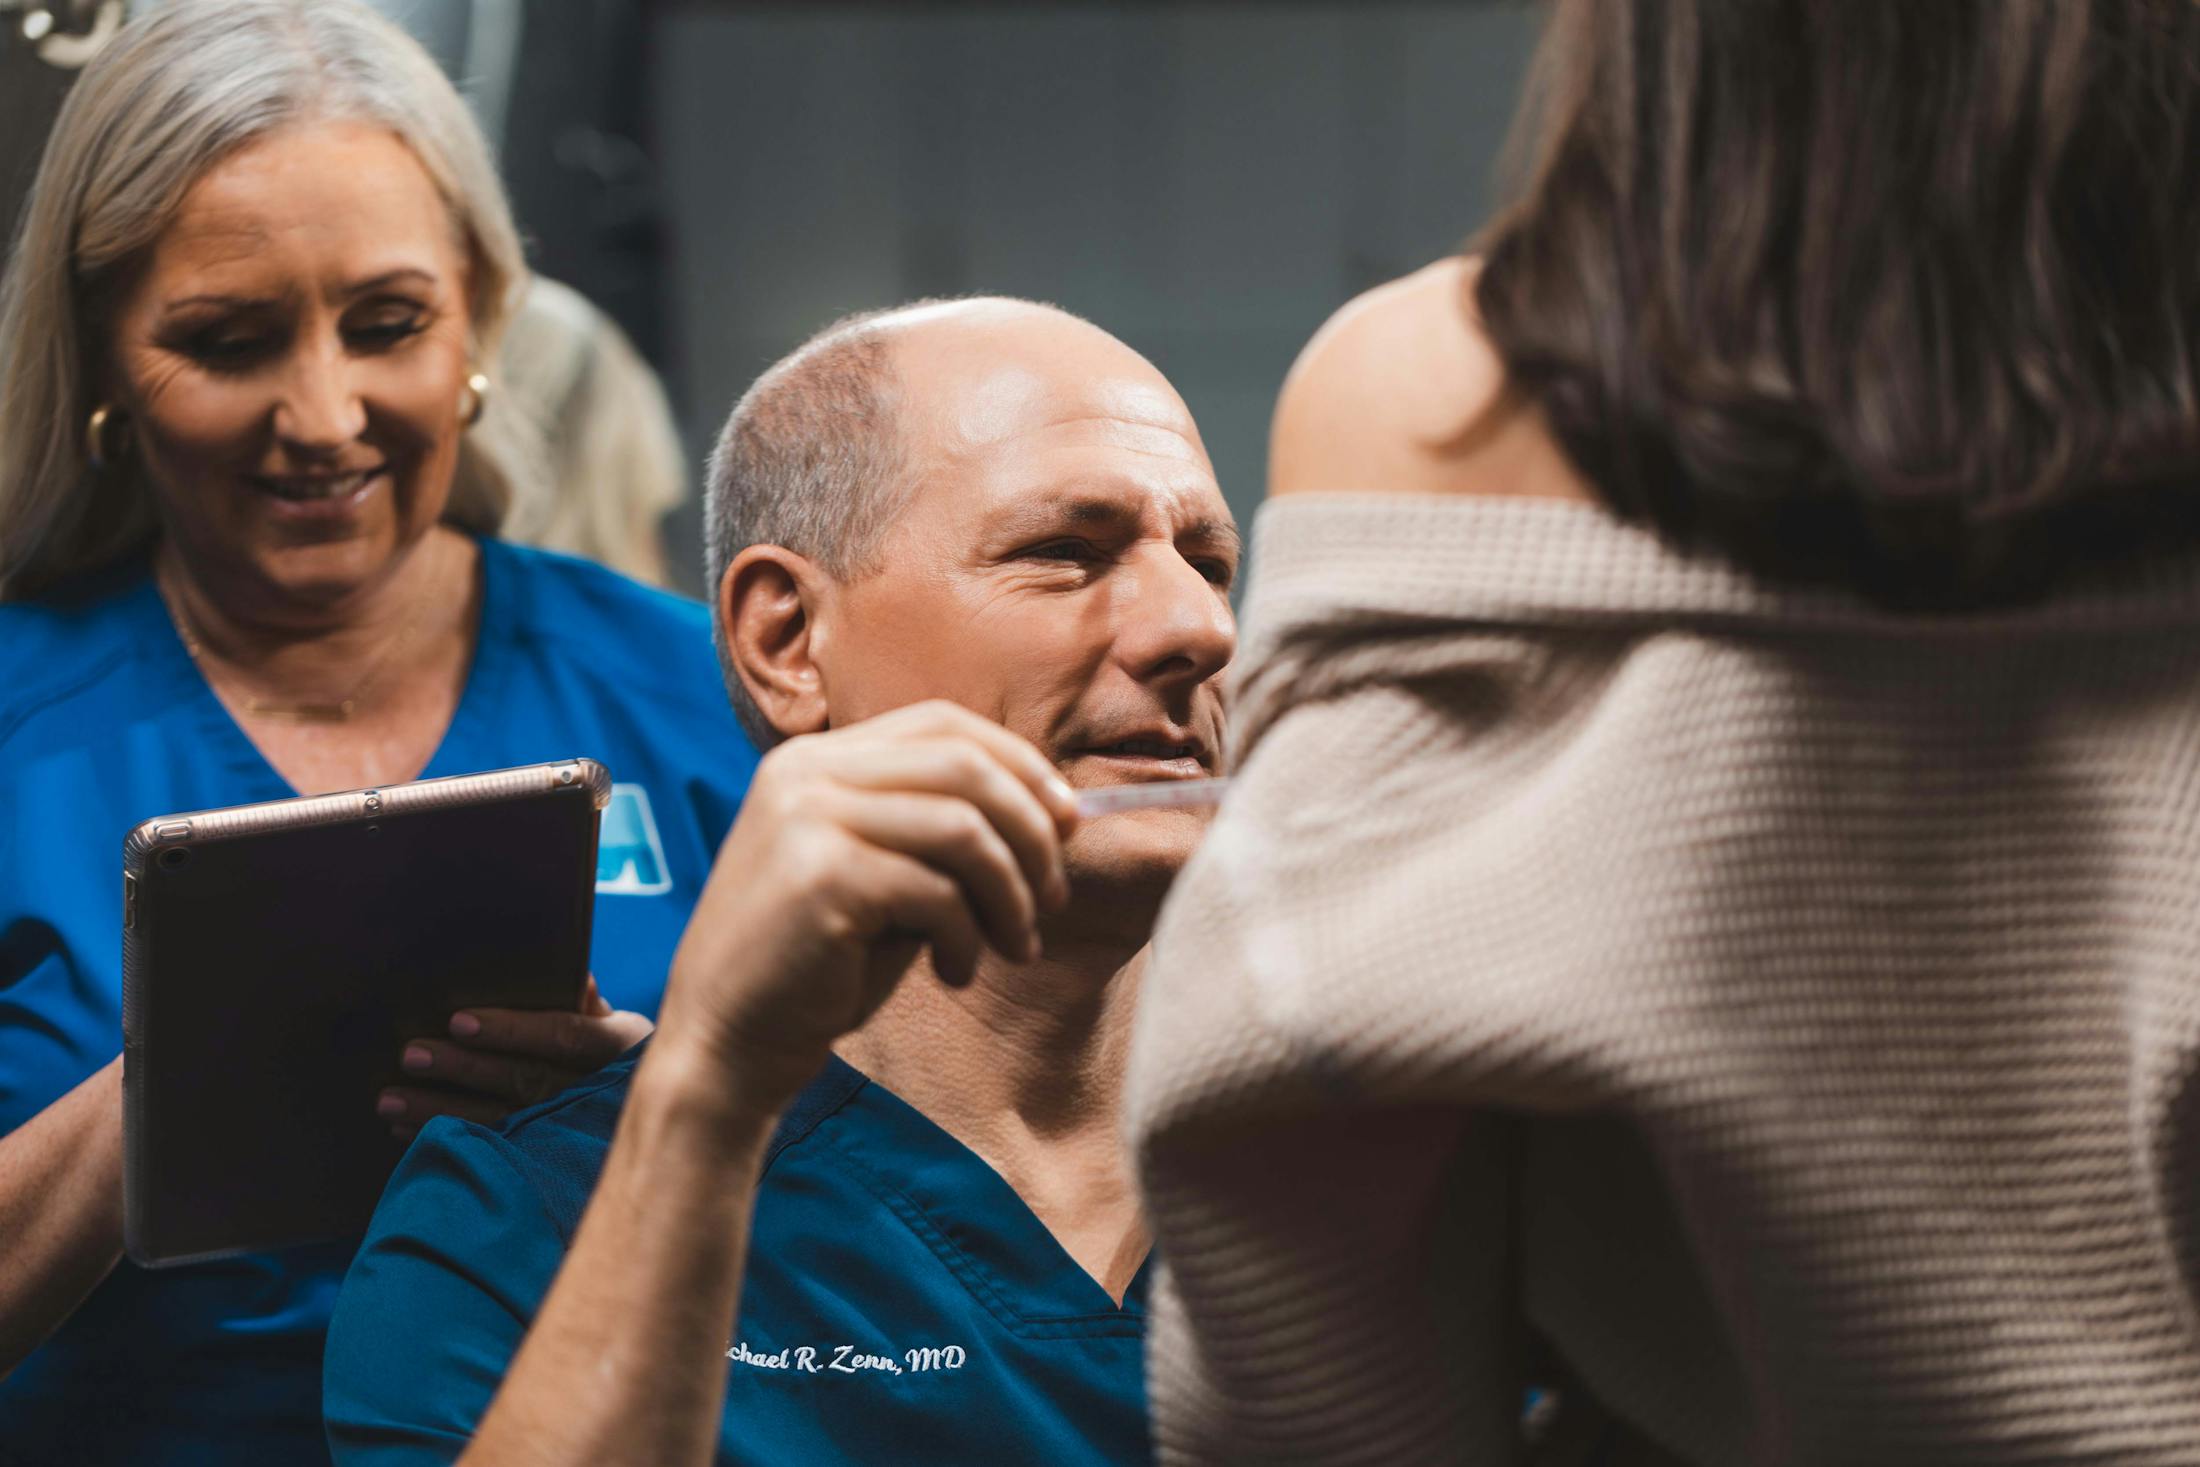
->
[[648, 2, 1536, 593], [0, 27, 83, 256]]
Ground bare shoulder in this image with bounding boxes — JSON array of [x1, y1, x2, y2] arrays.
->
[[1269, 257, 1590, 503]]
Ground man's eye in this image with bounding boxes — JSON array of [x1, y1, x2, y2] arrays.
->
[[1195, 559, 1236, 588], [1025, 539, 1099, 563]]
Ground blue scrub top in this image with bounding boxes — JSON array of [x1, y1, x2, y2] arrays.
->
[[325, 1049, 1154, 1466], [0, 538, 758, 1465]]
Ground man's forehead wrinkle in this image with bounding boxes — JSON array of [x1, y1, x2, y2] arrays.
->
[[1033, 378, 1200, 445], [1086, 376, 1193, 427], [948, 382, 1205, 463], [1076, 436, 1207, 467]]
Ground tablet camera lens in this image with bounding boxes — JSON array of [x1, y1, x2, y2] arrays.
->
[[365, 824, 381, 837], [157, 847, 189, 870]]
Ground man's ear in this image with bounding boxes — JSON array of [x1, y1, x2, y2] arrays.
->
[[719, 545, 832, 739]]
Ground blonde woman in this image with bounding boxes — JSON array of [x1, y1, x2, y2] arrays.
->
[[0, 4, 755, 1461]]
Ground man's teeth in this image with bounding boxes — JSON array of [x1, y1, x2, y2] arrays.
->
[[264, 470, 375, 501]]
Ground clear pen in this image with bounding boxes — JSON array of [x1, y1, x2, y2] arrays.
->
[[1073, 777, 1231, 819]]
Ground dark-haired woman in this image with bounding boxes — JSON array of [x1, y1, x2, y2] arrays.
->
[[1129, 2, 2200, 1463]]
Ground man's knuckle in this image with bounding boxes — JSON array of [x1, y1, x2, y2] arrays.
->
[[943, 742, 993, 786], [918, 865, 962, 909], [760, 778, 812, 825], [780, 826, 845, 893], [816, 901, 865, 948], [945, 805, 991, 854]]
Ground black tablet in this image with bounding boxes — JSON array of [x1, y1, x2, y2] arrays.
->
[[120, 758, 610, 1266]]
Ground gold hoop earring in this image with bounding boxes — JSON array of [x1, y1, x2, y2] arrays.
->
[[458, 371, 491, 428], [86, 403, 129, 472]]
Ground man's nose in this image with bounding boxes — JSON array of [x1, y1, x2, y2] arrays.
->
[[1116, 548, 1236, 689], [273, 340, 368, 451]]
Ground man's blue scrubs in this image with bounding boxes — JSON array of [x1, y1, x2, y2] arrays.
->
[[325, 1050, 1153, 1465], [0, 539, 758, 1465]]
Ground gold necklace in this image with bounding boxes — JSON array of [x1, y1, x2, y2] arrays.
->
[[156, 569, 420, 723]]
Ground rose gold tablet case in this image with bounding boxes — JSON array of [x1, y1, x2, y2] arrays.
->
[[120, 758, 613, 1267]]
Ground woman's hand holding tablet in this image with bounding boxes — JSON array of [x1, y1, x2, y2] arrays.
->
[[379, 975, 653, 1137]]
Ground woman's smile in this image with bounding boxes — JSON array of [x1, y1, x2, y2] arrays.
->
[[246, 464, 388, 523], [109, 121, 473, 608]]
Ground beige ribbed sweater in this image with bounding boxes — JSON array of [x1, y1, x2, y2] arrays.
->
[[1127, 497, 2200, 1466]]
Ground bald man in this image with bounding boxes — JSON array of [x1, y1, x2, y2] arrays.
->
[[323, 300, 1239, 1467]]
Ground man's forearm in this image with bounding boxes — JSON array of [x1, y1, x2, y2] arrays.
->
[[459, 1040, 777, 1467]]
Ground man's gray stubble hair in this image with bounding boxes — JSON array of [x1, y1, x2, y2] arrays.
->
[[703, 307, 912, 749], [703, 295, 1089, 749]]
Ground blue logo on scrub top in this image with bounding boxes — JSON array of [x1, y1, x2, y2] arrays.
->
[[597, 783, 672, 896]]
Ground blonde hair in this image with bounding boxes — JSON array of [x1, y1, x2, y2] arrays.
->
[[0, 0, 533, 601], [498, 277, 687, 588]]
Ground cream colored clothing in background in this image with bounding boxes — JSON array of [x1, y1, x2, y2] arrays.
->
[[1129, 496, 2200, 1466], [497, 277, 687, 588]]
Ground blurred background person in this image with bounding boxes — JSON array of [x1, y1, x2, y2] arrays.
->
[[498, 275, 688, 587], [1130, 1, 2200, 1463], [0, 3, 753, 1462]]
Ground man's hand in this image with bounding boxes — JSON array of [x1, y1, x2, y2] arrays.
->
[[653, 700, 1078, 1117], [380, 976, 654, 1136]]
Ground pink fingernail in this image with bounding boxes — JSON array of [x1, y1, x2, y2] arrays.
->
[[376, 1093, 405, 1118], [401, 1045, 432, 1072], [449, 1012, 481, 1038]]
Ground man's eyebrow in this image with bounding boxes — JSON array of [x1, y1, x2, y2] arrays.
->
[[996, 497, 1241, 556], [1181, 517, 1243, 557], [989, 495, 1138, 533], [1059, 498, 1130, 525]]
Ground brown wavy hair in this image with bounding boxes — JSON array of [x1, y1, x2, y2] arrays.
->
[[1474, 0, 2200, 605]]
